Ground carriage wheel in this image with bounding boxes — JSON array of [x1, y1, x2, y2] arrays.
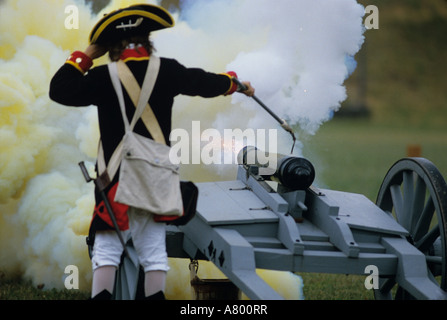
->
[[375, 158, 447, 299]]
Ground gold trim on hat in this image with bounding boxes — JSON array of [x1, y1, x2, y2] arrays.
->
[[90, 9, 174, 44]]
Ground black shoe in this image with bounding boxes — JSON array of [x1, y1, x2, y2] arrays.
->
[[144, 291, 166, 300], [90, 289, 112, 300]]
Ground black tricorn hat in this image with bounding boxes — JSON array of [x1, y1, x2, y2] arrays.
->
[[89, 4, 174, 45]]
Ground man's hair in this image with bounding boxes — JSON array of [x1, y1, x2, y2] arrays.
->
[[107, 35, 154, 61]]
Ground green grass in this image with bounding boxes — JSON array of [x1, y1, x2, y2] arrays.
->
[[302, 119, 447, 203], [300, 273, 374, 300], [0, 272, 89, 300]]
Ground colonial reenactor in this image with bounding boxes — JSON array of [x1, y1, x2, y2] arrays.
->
[[50, 3, 254, 300]]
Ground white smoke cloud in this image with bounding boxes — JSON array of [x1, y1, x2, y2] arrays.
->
[[192, 0, 365, 135], [155, 0, 365, 176], [0, 0, 364, 298]]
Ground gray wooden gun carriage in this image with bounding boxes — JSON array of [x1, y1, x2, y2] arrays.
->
[[112, 146, 447, 300]]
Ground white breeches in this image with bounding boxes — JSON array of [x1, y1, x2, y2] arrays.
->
[[91, 207, 169, 273]]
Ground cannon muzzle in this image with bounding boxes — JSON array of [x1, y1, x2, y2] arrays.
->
[[237, 146, 315, 190]]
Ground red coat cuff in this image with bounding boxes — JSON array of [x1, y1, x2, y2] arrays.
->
[[222, 71, 238, 95], [65, 51, 93, 74]]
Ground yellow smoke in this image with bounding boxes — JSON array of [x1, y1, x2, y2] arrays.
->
[[166, 259, 303, 300], [0, 0, 304, 299]]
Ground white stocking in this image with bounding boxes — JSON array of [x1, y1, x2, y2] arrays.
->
[[144, 270, 167, 297], [91, 266, 116, 298]]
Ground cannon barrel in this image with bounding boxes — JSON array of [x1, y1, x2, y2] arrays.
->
[[237, 146, 315, 190]]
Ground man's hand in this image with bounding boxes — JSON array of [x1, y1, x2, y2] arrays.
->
[[240, 81, 255, 97], [84, 44, 108, 60]]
